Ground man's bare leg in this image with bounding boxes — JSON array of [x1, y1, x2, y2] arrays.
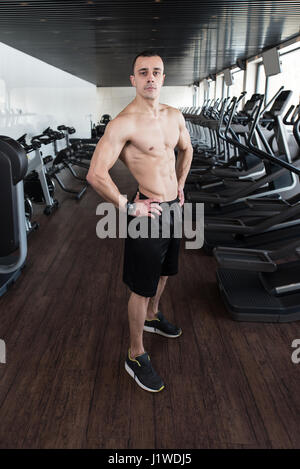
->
[[146, 276, 168, 320], [128, 292, 150, 359]]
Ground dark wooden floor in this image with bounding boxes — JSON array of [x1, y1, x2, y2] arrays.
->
[[1, 160, 300, 449]]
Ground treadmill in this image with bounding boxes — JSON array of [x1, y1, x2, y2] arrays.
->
[[214, 238, 300, 323], [186, 91, 296, 209], [210, 118, 300, 322], [204, 93, 300, 252], [186, 93, 264, 184]]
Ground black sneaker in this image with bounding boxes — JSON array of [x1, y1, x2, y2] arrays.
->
[[125, 349, 165, 393], [144, 310, 182, 338]]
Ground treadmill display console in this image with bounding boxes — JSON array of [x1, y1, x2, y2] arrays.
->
[[270, 90, 292, 113]]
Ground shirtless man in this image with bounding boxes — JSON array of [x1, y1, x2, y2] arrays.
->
[[87, 50, 193, 393]]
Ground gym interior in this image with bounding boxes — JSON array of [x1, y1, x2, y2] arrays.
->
[[0, 0, 300, 450]]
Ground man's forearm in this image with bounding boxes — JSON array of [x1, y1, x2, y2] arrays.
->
[[87, 171, 128, 212], [176, 148, 193, 189]]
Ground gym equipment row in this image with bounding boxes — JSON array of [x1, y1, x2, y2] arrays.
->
[[182, 88, 300, 322], [16, 125, 93, 234], [0, 122, 97, 296]]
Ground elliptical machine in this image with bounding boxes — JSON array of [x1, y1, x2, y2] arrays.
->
[[0, 136, 28, 296]]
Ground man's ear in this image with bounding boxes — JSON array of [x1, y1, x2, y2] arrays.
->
[[162, 74, 166, 85], [130, 75, 136, 87]]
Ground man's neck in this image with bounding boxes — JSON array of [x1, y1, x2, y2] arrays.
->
[[133, 94, 161, 117]]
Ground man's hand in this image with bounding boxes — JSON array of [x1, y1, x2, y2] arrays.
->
[[131, 191, 163, 219], [178, 187, 184, 207]]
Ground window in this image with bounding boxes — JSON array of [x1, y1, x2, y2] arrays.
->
[[254, 44, 300, 107], [255, 61, 266, 95], [223, 69, 245, 108], [0, 79, 6, 106], [208, 80, 216, 100], [267, 47, 300, 107], [197, 38, 300, 113], [198, 80, 205, 105], [215, 74, 224, 100]]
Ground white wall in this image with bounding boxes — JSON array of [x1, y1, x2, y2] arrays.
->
[[0, 41, 193, 145], [0, 41, 98, 142], [96, 87, 136, 118]]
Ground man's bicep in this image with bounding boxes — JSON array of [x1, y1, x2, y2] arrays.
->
[[91, 137, 122, 173], [88, 121, 128, 177], [177, 114, 192, 151], [177, 126, 191, 150]]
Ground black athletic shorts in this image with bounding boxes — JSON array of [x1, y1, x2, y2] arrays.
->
[[123, 190, 182, 297]]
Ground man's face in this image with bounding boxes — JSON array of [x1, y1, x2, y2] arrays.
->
[[130, 55, 165, 100]]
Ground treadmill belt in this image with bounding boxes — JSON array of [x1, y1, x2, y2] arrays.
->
[[217, 268, 300, 323]]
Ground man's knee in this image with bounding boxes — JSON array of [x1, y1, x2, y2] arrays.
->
[[129, 292, 151, 303]]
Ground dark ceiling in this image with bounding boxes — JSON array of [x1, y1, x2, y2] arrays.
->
[[0, 0, 299, 87]]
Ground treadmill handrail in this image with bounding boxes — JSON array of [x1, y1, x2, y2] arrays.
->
[[214, 235, 300, 272], [205, 200, 300, 234], [191, 165, 287, 205], [293, 115, 300, 147], [221, 94, 300, 178]]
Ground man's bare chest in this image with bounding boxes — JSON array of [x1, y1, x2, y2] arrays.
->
[[123, 119, 180, 157]]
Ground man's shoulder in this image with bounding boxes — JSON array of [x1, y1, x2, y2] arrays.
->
[[162, 104, 183, 117], [106, 110, 136, 133], [161, 104, 184, 126]]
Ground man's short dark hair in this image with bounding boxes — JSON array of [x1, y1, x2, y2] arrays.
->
[[132, 50, 163, 74]]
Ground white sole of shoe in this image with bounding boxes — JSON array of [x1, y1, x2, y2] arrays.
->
[[125, 362, 165, 393], [143, 325, 182, 338]]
